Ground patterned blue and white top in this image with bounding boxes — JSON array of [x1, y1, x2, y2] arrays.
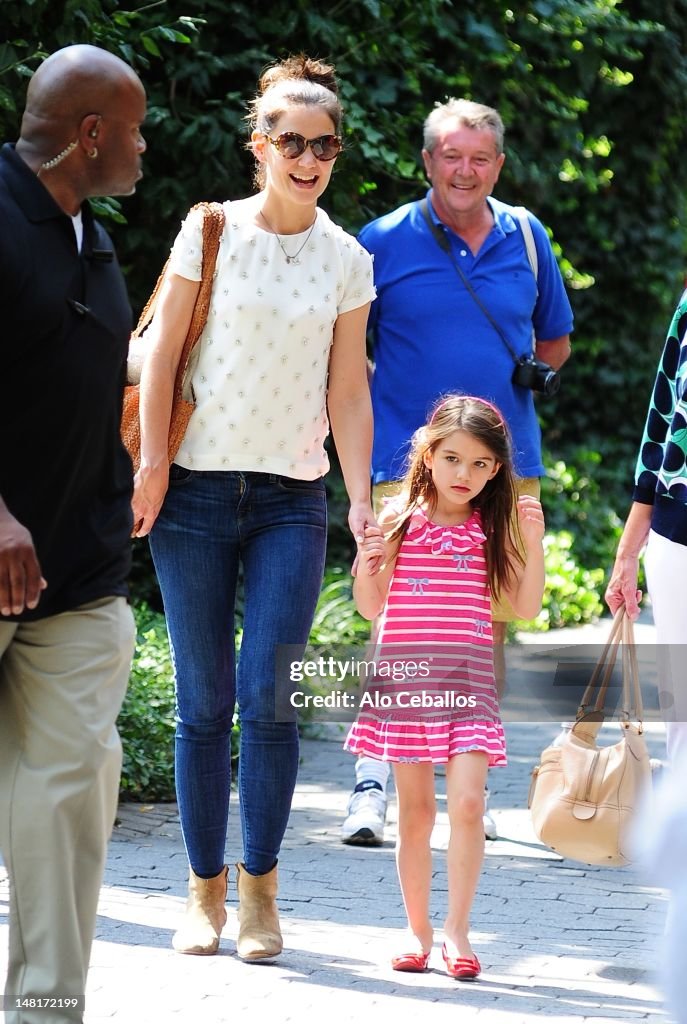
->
[[633, 289, 687, 545]]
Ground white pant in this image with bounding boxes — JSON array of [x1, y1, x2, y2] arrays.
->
[[644, 529, 687, 763], [0, 598, 135, 1024]]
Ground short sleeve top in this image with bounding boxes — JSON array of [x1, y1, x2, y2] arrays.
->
[[167, 200, 376, 479]]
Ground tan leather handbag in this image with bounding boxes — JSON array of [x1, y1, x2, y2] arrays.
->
[[528, 609, 651, 866], [120, 201, 225, 472]]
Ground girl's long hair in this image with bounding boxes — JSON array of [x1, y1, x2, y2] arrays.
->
[[387, 394, 523, 600]]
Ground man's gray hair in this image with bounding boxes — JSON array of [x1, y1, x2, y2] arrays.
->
[[423, 98, 504, 154]]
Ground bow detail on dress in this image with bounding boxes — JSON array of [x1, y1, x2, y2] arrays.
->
[[405, 505, 487, 556]]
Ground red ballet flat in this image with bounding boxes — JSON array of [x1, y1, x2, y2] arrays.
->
[[441, 943, 481, 980], [391, 950, 431, 973]]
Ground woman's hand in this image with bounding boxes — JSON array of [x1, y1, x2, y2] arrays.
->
[[348, 499, 376, 542], [603, 502, 651, 621], [131, 462, 170, 537], [605, 554, 642, 620], [349, 500, 382, 575]]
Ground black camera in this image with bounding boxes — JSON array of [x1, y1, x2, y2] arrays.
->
[[512, 355, 560, 397]]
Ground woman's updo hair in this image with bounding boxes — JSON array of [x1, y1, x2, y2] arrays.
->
[[247, 54, 343, 187]]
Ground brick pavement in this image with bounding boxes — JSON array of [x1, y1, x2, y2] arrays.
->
[[0, 617, 673, 1024]]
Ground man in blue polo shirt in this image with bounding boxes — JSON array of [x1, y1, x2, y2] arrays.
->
[[342, 98, 573, 847]]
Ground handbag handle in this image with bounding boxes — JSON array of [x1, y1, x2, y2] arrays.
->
[[577, 607, 623, 716], [620, 612, 644, 725], [575, 607, 644, 732]]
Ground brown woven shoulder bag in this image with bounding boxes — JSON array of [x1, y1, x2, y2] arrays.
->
[[120, 201, 225, 472]]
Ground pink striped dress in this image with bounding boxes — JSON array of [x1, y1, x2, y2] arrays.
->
[[345, 504, 507, 765]]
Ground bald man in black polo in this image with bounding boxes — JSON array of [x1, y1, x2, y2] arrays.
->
[[0, 45, 146, 1023]]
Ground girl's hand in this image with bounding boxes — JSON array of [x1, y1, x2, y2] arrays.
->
[[355, 525, 385, 577], [132, 462, 170, 538], [517, 495, 545, 548]]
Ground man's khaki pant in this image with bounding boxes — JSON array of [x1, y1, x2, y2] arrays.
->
[[0, 597, 135, 1024]]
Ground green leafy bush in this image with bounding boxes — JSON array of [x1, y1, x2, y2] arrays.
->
[[541, 449, 624, 571], [519, 531, 605, 632], [514, 450, 622, 632], [308, 567, 371, 646], [118, 603, 176, 801]]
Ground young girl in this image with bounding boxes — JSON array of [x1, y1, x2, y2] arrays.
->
[[345, 394, 545, 979]]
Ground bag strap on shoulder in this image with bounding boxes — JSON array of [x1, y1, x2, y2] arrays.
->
[[173, 202, 225, 399], [133, 201, 225, 340], [511, 206, 538, 288], [130, 201, 225, 404]]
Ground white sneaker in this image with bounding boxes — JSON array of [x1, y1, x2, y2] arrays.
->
[[341, 784, 387, 845], [483, 786, 497, 841]]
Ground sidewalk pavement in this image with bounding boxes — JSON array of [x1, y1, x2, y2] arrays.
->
[[1, 611, 673, 1024]]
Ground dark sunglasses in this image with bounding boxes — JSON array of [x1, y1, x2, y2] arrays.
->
[[265, 132, 343, 161]]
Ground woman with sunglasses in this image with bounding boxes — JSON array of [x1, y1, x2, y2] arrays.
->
[[132, 55, 376, 961]]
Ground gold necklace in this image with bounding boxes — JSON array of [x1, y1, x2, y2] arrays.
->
[[259, 210, 317, 265]]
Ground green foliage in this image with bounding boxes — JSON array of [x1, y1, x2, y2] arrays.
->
[[521, 531, 605, 631], [309, 567, 370, 645], [118, 602, 176, 801], [541, 449, 624, 571], [530, 0, 687, 488], [516, 450, 628, 631], [4, 1, 686, 336], [129, 538, 163, 611]]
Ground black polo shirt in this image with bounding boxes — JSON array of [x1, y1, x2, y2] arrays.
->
[[0, 143, 134, 621]]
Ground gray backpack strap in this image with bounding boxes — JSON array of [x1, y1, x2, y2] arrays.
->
[[512, 205, 538, 283], [512, 205, 538, 352]]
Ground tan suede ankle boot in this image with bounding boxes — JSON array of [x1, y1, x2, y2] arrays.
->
[[172, 865, 228, 955], [236, 861, 283, 962]]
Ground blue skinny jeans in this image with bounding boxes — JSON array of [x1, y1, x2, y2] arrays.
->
[[149, 466, 327, 876]]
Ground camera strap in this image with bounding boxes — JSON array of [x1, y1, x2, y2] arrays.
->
[[419, 198, 530, 365]]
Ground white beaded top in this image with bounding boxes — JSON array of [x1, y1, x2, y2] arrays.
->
[[168, 199, 375, 478]]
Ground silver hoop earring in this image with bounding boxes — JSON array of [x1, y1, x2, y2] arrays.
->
[[88, 148, 98, 160]]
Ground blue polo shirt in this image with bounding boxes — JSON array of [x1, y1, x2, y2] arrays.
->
[[360, 190, 574, 481]]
